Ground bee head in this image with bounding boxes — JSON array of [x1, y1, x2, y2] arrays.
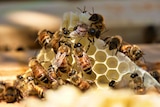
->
[[108, 36, 122, 50], [109, 80, 115, 88], [62, 28, 70, 35], [74, 43, 82, 48], [130, 73, 138, 78], [68, 70, 77, 77], [17, 75, 23, 80], [28, 57, 39, 67], [89, 14, 103, 22]]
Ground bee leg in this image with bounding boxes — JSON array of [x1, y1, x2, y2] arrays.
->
[[86, 42, 90, 53], [115, 49, 119, 56], [86, 37, 93, 53]]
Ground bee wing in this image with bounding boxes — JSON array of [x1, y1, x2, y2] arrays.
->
[[52, 52, 67, 70]]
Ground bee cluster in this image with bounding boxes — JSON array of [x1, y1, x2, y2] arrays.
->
[[1, 7, 160, 103]]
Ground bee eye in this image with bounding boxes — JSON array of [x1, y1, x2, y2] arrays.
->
[[74, 43, 82, 48], [17, 75, 23, 80], [130, 73, 138, 78], [88, 28, 96, 35], [77, 43, 82, 47]]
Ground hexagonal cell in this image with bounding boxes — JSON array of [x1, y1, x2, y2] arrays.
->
[[93, 63, 107, 74], [128, 61, 136, 72], [97, 75, 109, 87], [106, 69, 120, 80], [117, 52, 127, 61], [118, 62, 129, 74], [82, 71, 96, 81], [95, 51, 107, 62], [106, 56, 118, 68]]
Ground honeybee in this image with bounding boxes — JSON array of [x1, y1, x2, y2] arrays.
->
[[88, 11, 107, 42], [74, 43, 92, 75], [28, 58, 50, 88], [120, 44, 144, 62], [37, 29, 53, 48], [26, 76, 44, 98], [89, 8, 107, 30], [104, 35, 123, 55], [48, 30, 63, 53], [14, 74, 31, 98], [3, 86, 23, 103], [56, 43, 72, 74], [48, 41, 72, 83], [68, 69, 93, 91], [68, 69, 81, 86], [129, 73, 146, 94]]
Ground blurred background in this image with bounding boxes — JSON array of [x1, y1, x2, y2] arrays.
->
[[0, 0, 160, 65]]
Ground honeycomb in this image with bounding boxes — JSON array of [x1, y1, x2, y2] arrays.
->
[[36, 11, 160, 91]]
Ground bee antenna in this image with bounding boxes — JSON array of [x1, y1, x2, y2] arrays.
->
[[92, 7, 94, 13], [88, 7, 94, 15], [77, 7, 82, 13], [84, 6, 86, 12], [77, 6, 87, 13], [34, 36, 39, 44]]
